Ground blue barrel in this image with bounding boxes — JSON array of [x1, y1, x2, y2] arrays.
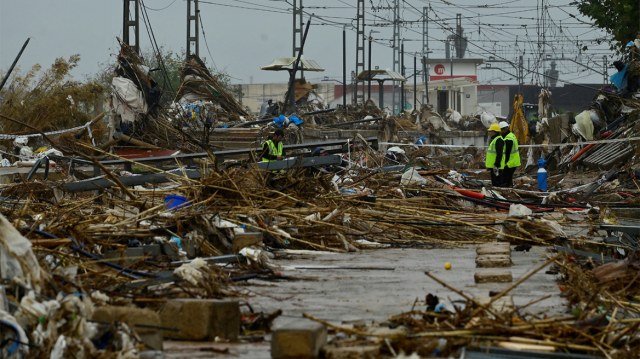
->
[[537, 158, 547, 191]]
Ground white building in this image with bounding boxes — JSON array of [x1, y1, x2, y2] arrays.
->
[[417, 58, 484, 116]]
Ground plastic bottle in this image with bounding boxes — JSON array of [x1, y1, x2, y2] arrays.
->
[[537, 158, 547, 191]]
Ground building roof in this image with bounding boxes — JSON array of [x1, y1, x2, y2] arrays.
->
[[261, 57, 325, 72], [355, 69, 407, 82]]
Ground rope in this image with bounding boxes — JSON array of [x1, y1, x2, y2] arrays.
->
[[381, 136, 640, 149]]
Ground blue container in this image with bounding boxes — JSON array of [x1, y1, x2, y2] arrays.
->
[[537, 158, 547, 191], [165, 195, 189, 210]]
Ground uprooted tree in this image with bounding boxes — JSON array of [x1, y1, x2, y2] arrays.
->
[[0, 55, 104, 135], [576, 0, 640, 51]]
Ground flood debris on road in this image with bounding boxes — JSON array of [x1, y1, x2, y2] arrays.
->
[[4, 18, 640, 359]]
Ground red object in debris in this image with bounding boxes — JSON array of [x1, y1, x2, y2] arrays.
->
[[558, 285, 566, 292], [115, 149, 180, 159], [571, 144, 595, 162], [454, 189, 485, 200], [618, 192, 635, 197], [601, 131, 613, 138]]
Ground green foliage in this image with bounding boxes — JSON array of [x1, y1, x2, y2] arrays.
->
[[577, 0, 639, 50], [0, 55, 104, 134], [140, 47, 234, 103]]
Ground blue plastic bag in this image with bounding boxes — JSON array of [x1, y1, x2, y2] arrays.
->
[[610, 64, 629, 89], [290, 115, 304, 125]]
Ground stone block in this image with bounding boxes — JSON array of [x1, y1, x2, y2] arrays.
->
[[232, 232, 263, 253], [92, 306, 162, 351], [473, 295, 515, 315], [476, 254, 512, 268], [474, 270, 513, 283], [159, 299, 239, 341], [271, 320, 327, 359], [323, 345, 380, 359], [476, 242, 511, 256]]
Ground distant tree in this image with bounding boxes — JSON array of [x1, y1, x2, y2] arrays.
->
[[577, 0, 639, 51], [93, 46, 234, 106], [141, 47, 234, 104], [0, 55, 104, 134]]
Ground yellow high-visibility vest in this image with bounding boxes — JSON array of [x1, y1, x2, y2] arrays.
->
[[262, 139, 283, 162], [503, 132, 521, 168], [485, 135, 503, 168]]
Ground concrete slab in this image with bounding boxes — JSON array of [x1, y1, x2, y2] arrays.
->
[[476, 254, 512, 268], [476, 242, 511, 256], [271, 320, 327, 359], [474, 270, 512, 283]]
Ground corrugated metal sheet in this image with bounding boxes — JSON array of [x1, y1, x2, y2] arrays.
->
[[261, 57, 325, 72]]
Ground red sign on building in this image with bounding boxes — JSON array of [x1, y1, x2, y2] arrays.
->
[[434, 64, 446, 75]]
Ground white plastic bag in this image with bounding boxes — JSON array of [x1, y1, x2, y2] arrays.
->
[[401, 168, 427, 186]]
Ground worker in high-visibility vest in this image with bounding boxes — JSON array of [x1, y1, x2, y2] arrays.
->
[[485, 123, 504, 187], [261, 129, 285, 162], [499, 121, 521, 187]]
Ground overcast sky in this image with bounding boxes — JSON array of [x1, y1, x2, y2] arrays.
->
[[0, 0, 612, 87]]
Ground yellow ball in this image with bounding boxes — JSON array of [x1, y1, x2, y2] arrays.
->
[[444, 262, 452, 270]]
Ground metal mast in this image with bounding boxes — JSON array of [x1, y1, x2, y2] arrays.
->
[[355, 0, 366, 104], [186, 0, 199, 57], [392, 0, 400, 113], [293, 0, 304, 79], [123, 0, 140, 53], [422, 6, 429, 105]]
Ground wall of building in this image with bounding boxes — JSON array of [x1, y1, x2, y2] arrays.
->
[[237, 83, 336, 115], [477, 86, 510, 116]]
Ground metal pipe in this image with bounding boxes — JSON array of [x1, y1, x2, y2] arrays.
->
[[323, 117, 381, 128], [400, 41, 405, 112], [378, 80, 384, 109], [0, 38, 30, 92], [343, 25, 347, 110], [368, 33, 372, 100]]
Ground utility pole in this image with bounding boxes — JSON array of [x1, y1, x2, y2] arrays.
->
[[186, 0, 199, 57], [355, 0, 365, 104], [293, 0, 304, 79], [343, 25, 347, 109], [423, 56, 429, 105], [400, 41, 405, 112], [392, 0, 400, 114], [123, 0, 140, 53], [603, 55, 608, 85], [413, 56, 417, 111], [422, 6, 429, 105], [368, 32, 372, 101], [519, 55, 523, 99]]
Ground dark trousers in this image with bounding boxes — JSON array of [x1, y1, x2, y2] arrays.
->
[[490, 170, 503, 187], [502, 166, 516, 187]]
